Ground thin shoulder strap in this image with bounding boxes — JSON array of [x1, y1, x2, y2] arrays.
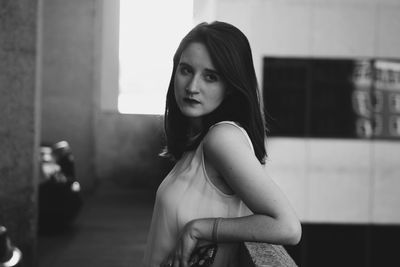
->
[[210, 121, 254, 153]]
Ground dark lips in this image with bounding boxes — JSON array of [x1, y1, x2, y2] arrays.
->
[[183, 98, 200, 104]]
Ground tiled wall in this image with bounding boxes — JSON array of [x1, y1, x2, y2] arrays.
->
[[267, 139, 400, 224], [372, 141, 400, 223], [194, 0, 400, 224], [194, 0, 400, 87]]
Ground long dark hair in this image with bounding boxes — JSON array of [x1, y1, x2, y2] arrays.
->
[[163, 21, 267, 164]]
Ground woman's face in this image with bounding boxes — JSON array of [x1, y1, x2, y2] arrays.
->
[[174, 42, 227, 122]]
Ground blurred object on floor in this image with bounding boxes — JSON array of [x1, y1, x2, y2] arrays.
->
[[38, 141, 83, 234], [0, 226, 22, 267], [52, 141, 76, 179]]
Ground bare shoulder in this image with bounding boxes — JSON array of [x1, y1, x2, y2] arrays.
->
[[203, 123, 253, 158]]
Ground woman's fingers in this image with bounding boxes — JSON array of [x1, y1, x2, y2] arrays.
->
[[160, 251, 174, 267], [160, 257, 173, 267], [180, 232, 198, 267], [173, 254, 180, 267], [160, 259, 172, 267], [163, 220, 201, 267], [180, 254, 190, 267], [171, 244, 182, 267]]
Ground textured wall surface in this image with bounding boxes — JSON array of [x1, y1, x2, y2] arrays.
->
[[239, 242, 297, 267], [0, 0, 40, 266]]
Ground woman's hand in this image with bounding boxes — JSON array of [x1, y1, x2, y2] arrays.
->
[[160, 220, 202, 267]]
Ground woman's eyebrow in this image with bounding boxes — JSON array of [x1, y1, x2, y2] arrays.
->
[[178, 62, 219, 75], [204, 68, 220, 76], [178, 62, 191, 68]]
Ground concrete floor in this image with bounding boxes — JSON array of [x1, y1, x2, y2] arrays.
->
[[38, 180, 156, 267]]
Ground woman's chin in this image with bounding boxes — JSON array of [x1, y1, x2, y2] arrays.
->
[[179, 108, 203, 118]]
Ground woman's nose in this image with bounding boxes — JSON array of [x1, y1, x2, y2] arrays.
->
[[185, 76, 200, 94]]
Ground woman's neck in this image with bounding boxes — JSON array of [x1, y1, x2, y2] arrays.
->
[[188, 117, 203, 136]]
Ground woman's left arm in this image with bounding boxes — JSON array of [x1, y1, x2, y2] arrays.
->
[[195, 124, 302, 245], [169, 124, 301, 267]]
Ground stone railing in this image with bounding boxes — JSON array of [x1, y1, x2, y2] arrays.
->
[[239, 242, 298, 267]]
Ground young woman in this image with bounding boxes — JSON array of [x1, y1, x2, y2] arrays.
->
[[142, 21, 301, 267]]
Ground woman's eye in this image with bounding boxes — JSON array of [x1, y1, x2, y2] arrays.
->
[[204, 73, 219, 82], [179, 66, 191, 75]]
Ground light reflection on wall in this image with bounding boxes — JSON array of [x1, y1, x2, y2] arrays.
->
[[118, 0, 194, 114]]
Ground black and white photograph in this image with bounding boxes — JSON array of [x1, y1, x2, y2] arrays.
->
[[1, 0, 399, 266]]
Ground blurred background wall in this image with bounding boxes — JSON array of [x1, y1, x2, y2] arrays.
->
[[40, 0, 173, 191], [40, 0, 98, 191], [40, 0, 400, 244], [92, 0, 400, 224]]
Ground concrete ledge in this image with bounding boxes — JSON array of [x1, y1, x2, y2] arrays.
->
[[239, 242, 297, 267]]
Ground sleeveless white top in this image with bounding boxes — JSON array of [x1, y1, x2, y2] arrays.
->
[[142, 121, 254, 267]]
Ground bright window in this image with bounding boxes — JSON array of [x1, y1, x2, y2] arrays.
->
[[118, 0, 194, 114]]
